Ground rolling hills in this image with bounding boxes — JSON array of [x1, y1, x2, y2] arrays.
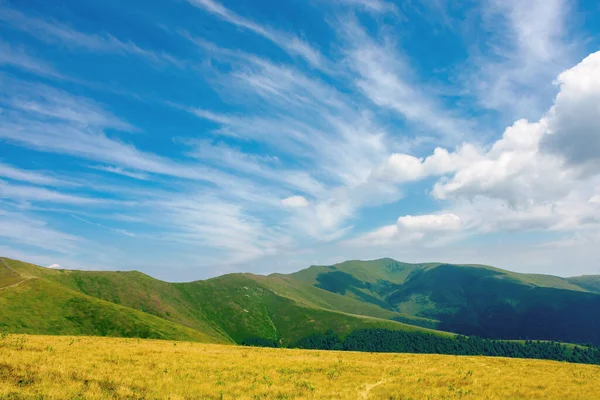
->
[[0, 257, 443, 345], [2, 256, 600, 346], [289, 259, 600, 345]]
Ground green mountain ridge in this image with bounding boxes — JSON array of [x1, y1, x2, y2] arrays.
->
[[291, 259, 600, 345], [2, 256, 600, 346], [0, 257, 445, 345]]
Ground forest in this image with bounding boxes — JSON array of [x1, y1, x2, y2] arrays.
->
[[243, 329, 600, 366]]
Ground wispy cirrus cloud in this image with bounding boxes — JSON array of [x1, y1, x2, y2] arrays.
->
[[186, 0, 324, 68], [88, 165, 150, 181], [0, 4, 184, 67], [0, 210, 84, 253], [329, 0, 398, 14], [0, 162, 73, 187], [0, 180, 121, 205], [2, 0, 599, 278], [469, 0, 576, 119], [338, 19, 474, 144], [0, 40, 63, 78], [178, 40, 405, 239]]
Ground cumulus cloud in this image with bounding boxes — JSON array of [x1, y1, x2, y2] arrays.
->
[[541, 52, 600, 169], [398, 214, 462, 231], [372, 52, 600, 209], [350, 213, 462, 246], [430, 119, 570, 204], [371, 144, 481, 183], [432, 52, 600, 207], [355, 51, 600, 245], [281, 195, 310, 208]]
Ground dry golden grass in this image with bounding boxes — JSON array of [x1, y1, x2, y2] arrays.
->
[[1, 334, 600, 399]]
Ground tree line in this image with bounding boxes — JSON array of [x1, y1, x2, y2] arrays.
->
[[242, 329, 600, 366]]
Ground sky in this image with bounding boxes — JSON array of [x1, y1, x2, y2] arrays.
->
[[1, 0, 600, 281]]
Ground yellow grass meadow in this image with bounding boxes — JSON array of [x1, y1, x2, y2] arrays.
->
[[1, 334, 600, 399]]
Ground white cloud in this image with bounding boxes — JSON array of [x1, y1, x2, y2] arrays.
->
[[541, 51, 600, 169], [90, 165, 150, 181], [0, 210, 83, 254], [349, 213, 461, 247], [348, 224, 412, 246], [281, 196, 309, 208], [372, 153, 424, 182], [0, 77, 134, 131], [0, 180, 106, 205], [353, 51, 600, 247], [470, 0, 575, 119], [370, 144, 481, 183], [331, 0, 398, 14], [0, 5, 183, 67], [430, 119, 567, 204], [0, 162, 72, 187], [187, 0, 323, 68], [0, 40, 63, 78], [339, 19, 473, 143], [152, 196, 292, 265], [434, 52, 600, 206], [398, 213, 462, 231], [0, 77, 236, 185], [183, 139, 324, 197], [179, 47, 398, 239], [47, 263, 62, 269]]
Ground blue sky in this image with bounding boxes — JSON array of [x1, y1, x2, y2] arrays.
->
[[1, 0, 600, 280]]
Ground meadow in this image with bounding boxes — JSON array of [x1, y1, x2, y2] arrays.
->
[[1, 334, 600, 399]]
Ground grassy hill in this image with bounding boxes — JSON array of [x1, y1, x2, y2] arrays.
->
[[0, 258, 445, 345], [4, 256, 600, 346], [289, 259, 600, 345], [568, 275, 600, 294]]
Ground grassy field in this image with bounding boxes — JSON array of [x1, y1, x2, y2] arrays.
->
[[1, 334, 599, 399]]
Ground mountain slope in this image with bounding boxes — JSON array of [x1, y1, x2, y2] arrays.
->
[[3, 259, 232, 342], [0, 262, 224, 342], [290, 259, 600, 345], [0, 258, 24, 289], [568, 276, 600, 294], [254, 273, 438, 328], [0, 258, 446, 344], [5, 256, 598, 346]]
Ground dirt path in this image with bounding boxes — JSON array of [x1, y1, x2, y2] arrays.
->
[[0, 277, 32, 291], [360, 379, 387, 399], [0, 257, 33, 291], [0, 257, 17, 272]]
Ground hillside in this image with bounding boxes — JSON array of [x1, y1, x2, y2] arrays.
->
[[2, 334, 600, 399], [0, 259, 221, 342], [4, 256, 600, 347], [0, 258, 443, 345], [568, 276, 600, 294], [289, 259, 600, 345]]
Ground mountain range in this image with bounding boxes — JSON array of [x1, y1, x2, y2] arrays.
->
[[2, 257, 600, 346]]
